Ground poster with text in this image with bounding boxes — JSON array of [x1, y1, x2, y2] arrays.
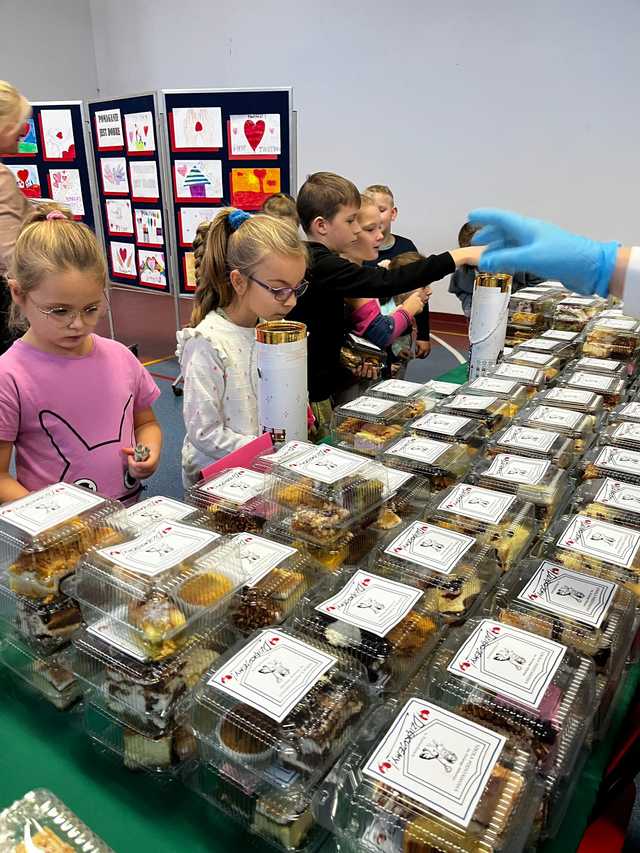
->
[[129, 161, 159, 202], [49, 168, 85, 216], [7, 164, 41, 198], [230, 167, 280, 210], [95, 108, 124, 151], [138, 249, 167, 289], [229, 114, 281, 158], [135, 208, 163, 247], [124, 111, 155, 154], [100, 157, 129, 196], [105, 199, 134, 236], [110, 241, 137, 279], [178, 206, 218, 247], [39, 109, 75, 160], [174, 159, 222, 202], [170, 106, 222, 151]]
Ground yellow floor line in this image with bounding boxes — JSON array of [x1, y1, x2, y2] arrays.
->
[[142, 355, 175, 367]]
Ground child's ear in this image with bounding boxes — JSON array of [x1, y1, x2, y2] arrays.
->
[[7, 278, 24, 304], [391, 206, 398, 223], [311, 215, 328, 237], [229, 268, 248, 296]]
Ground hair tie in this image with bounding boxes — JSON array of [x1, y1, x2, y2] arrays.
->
[[46, 210, 66, 221], [228, 209, 251, 231]]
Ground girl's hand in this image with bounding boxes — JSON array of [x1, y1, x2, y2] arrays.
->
[[401, 291, 426, 317], [122, 445, 160, 480]]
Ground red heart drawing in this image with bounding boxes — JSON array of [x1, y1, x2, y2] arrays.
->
[[17, 169, 29, 183], [491, 626, 501, 634], [221, 674, 233, 683], [244, 119, 265, 151], [143, 125, 149, 137], [362, 578, 371, 586], [378, 761, 391, 774], [118, 247, 128, 263], [460, 661, 471, 671], [269, 636, 280, 646], [195, 121, 203, 132], [419, 709, 430, 720], [254, 168, 267, 181], [266, 179, 277, 187], [56, 131, 63, 139], [232, 127, 238, 135]]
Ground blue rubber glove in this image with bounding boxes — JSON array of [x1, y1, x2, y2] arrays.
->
[[468, 208, 619, 297]]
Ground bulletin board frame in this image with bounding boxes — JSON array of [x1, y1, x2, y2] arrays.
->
[[160, 87, 295, 296]]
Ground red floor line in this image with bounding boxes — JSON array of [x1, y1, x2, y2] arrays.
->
[[149, 372, 179, 382]]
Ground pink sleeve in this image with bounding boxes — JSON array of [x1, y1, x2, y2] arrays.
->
[[388, 307, 412, 342], [0, 369, 20, 442], [351, 299, 383, 335], [132, 358, 161, 411]]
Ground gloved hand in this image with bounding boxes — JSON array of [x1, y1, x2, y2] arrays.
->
[[468, 208, 619, 297]]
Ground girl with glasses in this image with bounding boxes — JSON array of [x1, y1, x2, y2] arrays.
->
[[177, 207, 308, 486]]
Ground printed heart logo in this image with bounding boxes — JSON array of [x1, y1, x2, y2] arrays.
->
[[491, 626, 501, 634], [143, 125, 149, 137], [269, 637, 280, 646], [529, 594, 539, 600], [362, 578, 371, 586], [195, 121, 203, 132], [460, 661, 471, 671], [419, 709, 430, 720], [244, 119, 265, 151], [551, 567, 560, 575], [327, 606, 336, 612], [221, 674, 233, 683], [177, 165, 187, 177], [56, 131, 63, 139], [17, 169, 29, 183], [378, 761, 391, 774], [118, 247, 128, 263]]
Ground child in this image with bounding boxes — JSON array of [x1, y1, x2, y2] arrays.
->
[[0, 205, 162, 503], [449, 221, 543, 317], [388, 251, 434, 372], [177, 208, 308, 486], [261, 193, 300, 228], [364, 184, 418, 263], [288, 172, 481, 434]]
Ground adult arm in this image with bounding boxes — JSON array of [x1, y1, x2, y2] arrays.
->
[[0, 166, 30, 275]]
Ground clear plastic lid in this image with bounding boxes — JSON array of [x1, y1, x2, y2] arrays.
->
[[0, 590, 83, 654], [598, 420, 640, 451], [509, 290, 557, 325], [0, 633, 82, 710], [332, 398, 412, 455], [435, 393, 513, 432], [72, 523, 244, 653], [607, 400, 640, 426], [553, 296, 606, 330], [425, 618, 595, 774], [116, 495, 210, 534], [185, 467, 270, 535], [265, 521, 378, 575], [0, 790, 114, 853], [381, 436, 474, 490], [505, 324, 539, 346], [368, 378, 432, 404], [514, 336, 574, 358], [535, 387, 605, 425], [191, 628, 369, 786], [423, 483, 536, 572], [0, 484, 124, 600], [542, 328, 582, 343], [503, 350, 562, 381], [487, 558, 636, 681], [288, 566, 444, 693], [73, 622, 236, 737], [456, 377, 529, 412], [422, 379, 463, 398], [267, 443, 388, 545], [578, 444, 640, 485], [515, 404, 595, 449], [572, 477, 640, 528], [583, 315, 640, 359], [375, 470, 431, 527], [372, 519, 497, 623], [486, 424, 577, 469], [489, 363, 547, 391], [565, 356, 628, 381], [334, 394, 426, 425], [311, 696, 540, 853], [407, 411, 486, 447]]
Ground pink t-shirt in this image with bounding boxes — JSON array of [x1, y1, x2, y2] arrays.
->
[[0, 335, 160, 501]]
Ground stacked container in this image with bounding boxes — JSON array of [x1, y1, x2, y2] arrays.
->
[[331, 395, 416, 456]]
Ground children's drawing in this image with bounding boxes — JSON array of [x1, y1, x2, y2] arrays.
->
[[230, 168, 281, 210], [124, 111, 156, 154], [7, 164, 41, 199], [129, 161, 159, 201], [138, 249, 167, 289], [110, 241, 136, 279], [100, 157, 129, 195], [49, 169, 85, 217], [17, 118, 38, 155], [40, 109, 75, 160], [134, 208, 163, 246], [229, 114, 281, 157], [174, 160, 223, 202], [178, 206, 218, 246], [183, 252, 197, 291], [171, 107, 222, 151], [95, 108, 124, 150], [106, 199, 134, 235]]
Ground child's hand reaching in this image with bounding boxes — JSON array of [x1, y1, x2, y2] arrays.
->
[[401, 288, 429, 317], [122, 445, 160, 480]]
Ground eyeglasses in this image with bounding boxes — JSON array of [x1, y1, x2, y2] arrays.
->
[[248, 274, 308, 303], [28, 294, 109, 328]]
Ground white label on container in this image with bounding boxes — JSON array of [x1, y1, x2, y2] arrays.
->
[[614, 422, 640, 444], [385, 467, 416, 493], [384, 521, 475, 575], [527, 405, 582, 429], [124, 496, 193, 527], [447, 619, 566, 709], [597, 318, 637, 330], [518, 560, 617, 629], [282, 444, 366, 484], [444, 394, 498, 411], [567, 372, 615, 392], [546, 387, 597, 406], [267, 440, 308, 464], [87, 608, 149, 662], [485, 454, 551, 486], [371, 379, 426, 398], [577, 357, 622, 372], [620, 403, 640, 419], [438, 483, 516, 525], [510, 351, 553, 365], [557, 515, 640, 569], [96, 522, 220, 577], [595, 478, 640, 515], [385, 436, 449, 465], [426, 380, 461, 396], [363, 698, 506, 828], [494, 363, 539, 381], [233, 532, 298, 587], [201, 468, 266, 504], [340, 395, 396, 415], [560, 297, 597, 306], [468, 377, 518, 394], [0, 483, 103, 537], [208, 629, 336, 723], [499, 425, 558, 453], [542, 329, 578, 341], [595, 445, 640, 477], [412, 412, 472, 437], [316, 569, 423, 638], [512, 289, 547, 300], [520, 338, 561, 352]]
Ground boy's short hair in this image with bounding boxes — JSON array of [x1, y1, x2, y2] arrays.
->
[[261, 193, 300, 226], [458, 221, 482, 248], [388, 250, 424, 270], [296, 172, 360, 232], [365, 184, 395, 205]]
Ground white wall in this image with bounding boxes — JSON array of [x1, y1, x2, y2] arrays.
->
[[1, 0, 98, 101]]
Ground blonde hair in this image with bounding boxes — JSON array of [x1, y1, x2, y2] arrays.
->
[[261, 193, 299, 226], [0, 81, 30, 132], [8, 203, 107, 330], [358, 191, 378, 212], [365, 184, 394, 205], [190, 208, 308, 327]]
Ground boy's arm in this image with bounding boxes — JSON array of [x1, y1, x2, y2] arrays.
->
[[0, 441, 28, 503], [415, 304, 430, 341]]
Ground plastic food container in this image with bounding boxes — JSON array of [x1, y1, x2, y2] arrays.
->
[[368, 378, 436, 414], [488, 363, 547, 394], [503, 349, 562, 381], [266, 522, 379, 575], [582, 315, 640, 359], [267, 443, 387, 546], [72, 523, 244, 656], [375, 469, 431, 528], [73, 623, 235, 736], [0, 634, 82, 710], [332, 396, 412, 455], [185, 467, 270, 534], [534, 386, 605, 430], [509, 290, 557, 327], [311, 696, 541, 853], [578, 444, 640, 485], [471, 454, 571, 531], [607, 400, 640, 426], [407, 411, 486, 449], [372, 519, 497, 623], [289, 566, 444, 693], [0, 789, 114, 853], [515, 336, 574, 360], [542, 328, 582, 344], [556, 371, 626, 408], [571, 477, 640, 528], [422, 379, 463, 399], [382, 435, 474, 491], [515, 404, 595, 454], [505, 324, 539, 347], [553, 296, 605, 331], [423, 483, 537, 572], [566, 356, 629, 382], [598, 420, 640, 453], [435, 393, 513, 434], [456, 376, 529, 415], [0, 591, 83, 654], [425, 617, 595, 773], [116, 495, 214, 534], [0, 483, 123, 600], [485, 424, 578, 469]]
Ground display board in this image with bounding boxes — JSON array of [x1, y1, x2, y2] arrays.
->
[[87, 93, 171, 293], [161, 88, 294, 294], [2, 101, 97, 230]]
